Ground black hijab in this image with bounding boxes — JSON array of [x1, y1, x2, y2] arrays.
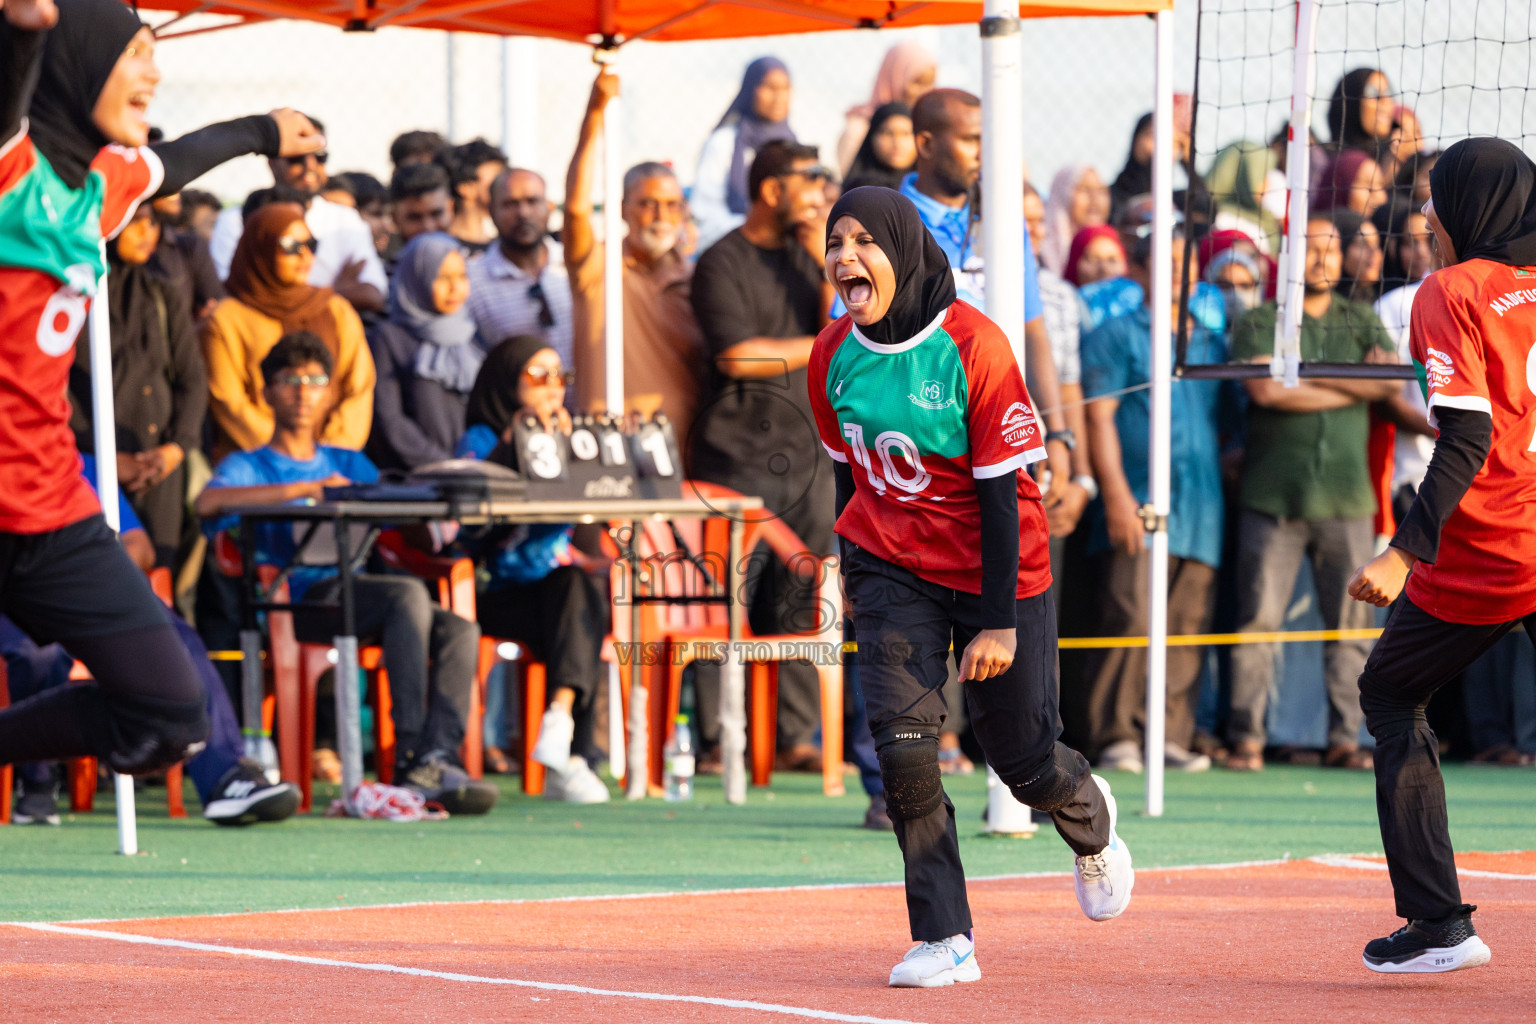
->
[[464, 334, 552, 435], [28, 0, 145, 190], [1327, 68, 1388, 155], [845, 102, 913, 192], [826, 186, 956, 346], [1429, 137, 1536, 267], [1111, 113, 1155, 203]]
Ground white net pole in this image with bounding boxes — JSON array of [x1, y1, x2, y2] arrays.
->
[[88, 266, 138, 856], [1275, 0, 1322, 388], [1143, 8, 1175, 819], [980, 0, 1025, 365]]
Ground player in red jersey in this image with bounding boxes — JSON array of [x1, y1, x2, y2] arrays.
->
[[0, 0, 322, 775], [1347, 137, 1536, 974], [808, 188, 1131, 988]]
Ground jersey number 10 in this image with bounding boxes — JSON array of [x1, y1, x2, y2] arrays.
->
[[842, 422, 932, 497]]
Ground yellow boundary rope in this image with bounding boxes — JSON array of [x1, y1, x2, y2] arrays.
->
[[208, 628, 1387, 661]]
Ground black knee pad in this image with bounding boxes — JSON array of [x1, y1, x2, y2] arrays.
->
[[1007, 742, 1087, 813], [103, 692, 210, 775], [876, 732, 943, 821]]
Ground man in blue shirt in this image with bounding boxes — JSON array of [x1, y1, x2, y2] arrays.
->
[[1080, 230, 1233, 775], [902, 89, 1085, 529], [197, 332, 496, 815]]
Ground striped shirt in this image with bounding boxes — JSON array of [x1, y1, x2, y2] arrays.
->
[[466, 239, 574, 369]]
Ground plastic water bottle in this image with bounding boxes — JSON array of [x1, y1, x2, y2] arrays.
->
[[663, 715, 695, 802]]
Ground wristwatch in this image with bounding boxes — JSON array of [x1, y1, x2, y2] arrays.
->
[[1073, 474, 1100, 501], [1045, 429, 1077, 452]]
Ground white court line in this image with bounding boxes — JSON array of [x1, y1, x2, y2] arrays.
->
[[1309, 854, 1536, 881], [11, 923, 926, 1024], [34, 856, 1293, 927]]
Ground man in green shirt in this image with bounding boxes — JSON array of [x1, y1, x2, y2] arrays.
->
[[1225, 215, 1399, 772]]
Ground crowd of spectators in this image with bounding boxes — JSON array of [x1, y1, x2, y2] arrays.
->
[[13, 50, 1535, 832]]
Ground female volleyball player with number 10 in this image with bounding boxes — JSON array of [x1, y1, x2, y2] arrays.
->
[[807, 187, 1133, 988], [1347, 137, 1536, 975]]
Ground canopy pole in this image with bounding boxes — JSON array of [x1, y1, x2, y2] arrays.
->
[[88, 267, 138, 855], [1275, 0, 1321, 388], [597, 46, 624, 415], [979, 0, 1024, 365], [1144, 7, 1175, 819]]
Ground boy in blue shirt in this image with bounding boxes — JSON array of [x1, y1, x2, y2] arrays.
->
[[197, 332, 496, 814]]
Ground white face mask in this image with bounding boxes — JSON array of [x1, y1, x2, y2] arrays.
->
[[1220, 282, 1263, 323]]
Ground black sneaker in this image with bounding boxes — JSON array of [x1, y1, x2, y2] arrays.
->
[[12, 777, 60, 826], [203, 759, 300, 826], [399, 751, 498, 816], [1363, 904, 1492, 973], [862, 793, 893, 831]]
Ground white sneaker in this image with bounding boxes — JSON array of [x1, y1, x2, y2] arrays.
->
[[1074, 774, 1134, 921], [543, 756, 611, 804], [1164, 742, 1211, 773], [888, 933, 981, 988], [530, 705, 575, 770], [1096, 739, 1144, 774]]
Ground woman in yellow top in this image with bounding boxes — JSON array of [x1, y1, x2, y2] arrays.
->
[[202, 201, 375, 457]]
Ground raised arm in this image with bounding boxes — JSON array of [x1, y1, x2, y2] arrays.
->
[[150, 108, 323, 197], [0, 1, 51, 146], [563, 70, 618, 271]]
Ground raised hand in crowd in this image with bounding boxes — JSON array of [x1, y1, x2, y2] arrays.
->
[[1, 0, 58, 29]]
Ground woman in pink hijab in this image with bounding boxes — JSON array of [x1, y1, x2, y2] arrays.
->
[[1040, 164, 1112, 275], [836, 41, 937, 175]]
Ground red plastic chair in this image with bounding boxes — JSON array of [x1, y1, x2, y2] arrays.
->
[[631, 481, 844, 797], [475, 526, 629, 797], [64, 567, 187, 818]]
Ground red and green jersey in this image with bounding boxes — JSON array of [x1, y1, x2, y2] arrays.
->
[[0, 127, 162, 533], [1405, 261, 1536, 624], [808, 300, 1052, 598]]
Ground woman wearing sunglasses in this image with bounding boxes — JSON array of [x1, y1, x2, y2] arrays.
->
[[455, 336, 612, 803], [203, 202, 376, 459]]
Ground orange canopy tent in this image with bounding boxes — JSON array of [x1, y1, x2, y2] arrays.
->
[[131, 0, 1180, 815], [149, 0, 1169, 44]]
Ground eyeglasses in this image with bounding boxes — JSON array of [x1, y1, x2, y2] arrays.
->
[[522, 366, 574, 386], [270, 372, 330, 389], [781, 165, 833, 186], [527, 280, 556, 329], [284, 152, 329, 167], [1360, 84, 1394, 101], [632, 197, 686, 217], [277, 236, 319, 257]]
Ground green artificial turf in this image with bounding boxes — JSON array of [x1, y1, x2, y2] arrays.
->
[[1, 765, 1532, 923]]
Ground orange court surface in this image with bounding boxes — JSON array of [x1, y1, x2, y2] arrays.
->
[[5, 852, 1534, 1023]]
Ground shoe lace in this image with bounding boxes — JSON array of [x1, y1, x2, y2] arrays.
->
[[909, 940, 955, 961], [1078, 852, 1109, 882]]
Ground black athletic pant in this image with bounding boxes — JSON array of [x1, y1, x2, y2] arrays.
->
[[1359, 595, 1536, 921], [295, 574, 479, 768], [845, 543, 1111, 940], [0, 515, 206, 771]]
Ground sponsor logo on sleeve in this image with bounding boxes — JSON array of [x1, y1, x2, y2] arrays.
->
[[909, 379, 955, 411], [1000, 401, 1038, 447], [1425, 346, 1455, 390]]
